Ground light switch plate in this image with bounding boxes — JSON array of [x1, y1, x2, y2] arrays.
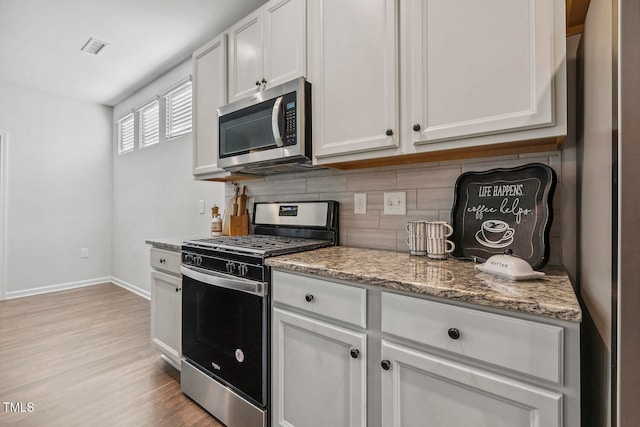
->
[[384, 192, 406, 215], [354, 193, 367, 214]]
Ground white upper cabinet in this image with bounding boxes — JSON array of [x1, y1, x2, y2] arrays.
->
[[400, 0, 566, 152], [263, 0, 306, 87], [228, 0, 306, 103], [308, 0, 400, 162], [192, 34, 227, 177], [228, 10, 263, 102]]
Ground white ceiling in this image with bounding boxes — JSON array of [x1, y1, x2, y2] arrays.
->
[[0, 0, 267, 106]]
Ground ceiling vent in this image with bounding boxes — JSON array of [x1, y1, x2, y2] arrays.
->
[[80, 37, 108, 55]]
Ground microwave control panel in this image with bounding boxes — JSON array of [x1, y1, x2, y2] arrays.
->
[[283, 91, 297, 146]]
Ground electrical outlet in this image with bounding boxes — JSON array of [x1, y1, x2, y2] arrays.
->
[[383, 192, 406, 215], [198, 200, 205, 214], [81, 248, 89, 258], [354, 193, 367, 214]]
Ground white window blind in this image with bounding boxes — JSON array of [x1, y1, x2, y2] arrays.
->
[[117, 113, 134, 154], [139, 99, 160, 148], [165, 81, 192, 140]]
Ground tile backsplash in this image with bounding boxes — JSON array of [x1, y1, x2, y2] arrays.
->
[[227, 152, 563, 265]]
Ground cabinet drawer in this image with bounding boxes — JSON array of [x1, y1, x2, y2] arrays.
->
[[272, 270, 367, 328], [381, 292, 563, 383], [150, 248, 182, 276]]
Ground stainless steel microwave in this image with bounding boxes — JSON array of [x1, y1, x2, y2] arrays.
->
[[217, 78, 312, 175]]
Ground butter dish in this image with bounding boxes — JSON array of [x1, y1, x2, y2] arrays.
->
[[475, 251, 545, 281]]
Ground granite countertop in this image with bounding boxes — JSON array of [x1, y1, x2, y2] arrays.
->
[[146, 237, 195, 252], [265, 246, 582, 323]]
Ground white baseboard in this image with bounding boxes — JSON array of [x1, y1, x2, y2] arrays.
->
[[111, 277, 150, 300], [5, 277, 112, 299], [4, 276, 151, 301]]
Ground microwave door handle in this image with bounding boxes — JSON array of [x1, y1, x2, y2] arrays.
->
[[271, 96, 284, 147]]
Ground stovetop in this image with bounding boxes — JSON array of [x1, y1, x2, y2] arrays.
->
[[183, 234, 332, 257]]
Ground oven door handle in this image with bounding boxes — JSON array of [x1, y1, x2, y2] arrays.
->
[[181, 265, 268, 297]]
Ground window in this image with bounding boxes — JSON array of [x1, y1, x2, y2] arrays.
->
[[139, 99, 160, 148], [117, 113, 134, 154], [165, 81, 192, 140], [115, 77, 192, 154]]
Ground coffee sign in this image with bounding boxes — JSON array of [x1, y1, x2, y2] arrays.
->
[[450, 164, 556, 269]]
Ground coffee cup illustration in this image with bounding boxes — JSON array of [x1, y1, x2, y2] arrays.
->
[[480, 220, 514, 245]]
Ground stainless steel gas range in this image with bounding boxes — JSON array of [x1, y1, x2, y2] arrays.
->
[[180, 201, 339, 427]]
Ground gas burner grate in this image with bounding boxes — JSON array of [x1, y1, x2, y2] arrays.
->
[[183, 235, 331, 257]]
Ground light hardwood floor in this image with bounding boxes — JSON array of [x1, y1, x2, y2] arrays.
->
[[0, 283, 223, 426]]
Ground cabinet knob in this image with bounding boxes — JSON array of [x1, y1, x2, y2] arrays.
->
[[159, 259, 166, 264], [261, 78, 267, 84], [386, 129, 394, 136], [350, 349, 360, 359], [255, 81, 261, 86], [176, 287, 181, 293], [381, 360, 391, 370], [447, 328, 461, 340], [413, 124, 421, 131], [305, 294, 314, 302]]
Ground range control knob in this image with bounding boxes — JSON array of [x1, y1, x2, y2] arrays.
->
[[194, 255, 203, 266], [225, 261, 236, 274], [238, 264, 249, 276]]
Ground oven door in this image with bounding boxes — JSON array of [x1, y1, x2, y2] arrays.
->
[[181, 265, 268, 408]]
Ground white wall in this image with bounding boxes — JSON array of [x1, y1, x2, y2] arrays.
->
[[0, 83, 113, 297], [111, 60, 225, 296]]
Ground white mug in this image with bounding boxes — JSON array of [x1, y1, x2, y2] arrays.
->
[[406, 221, 427, 256], [426, 237, 455, 260], [425, 221, 454, 239], [424, 222, 455, 260]]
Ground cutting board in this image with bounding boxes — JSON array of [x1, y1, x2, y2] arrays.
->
[[449, 163, 556, 269]]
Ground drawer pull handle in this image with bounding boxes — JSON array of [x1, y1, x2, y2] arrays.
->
[[381, 360, 391, 371], [350, 349, 360, 359], [159, 259, 166, 264], [447, 328, 461, 340], [305, 294, 314, 302]]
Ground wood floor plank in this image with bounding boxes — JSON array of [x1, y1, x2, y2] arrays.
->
[[0, 283, 223, 427]]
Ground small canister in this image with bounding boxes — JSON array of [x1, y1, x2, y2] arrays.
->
[[211, 205, 222, 236]]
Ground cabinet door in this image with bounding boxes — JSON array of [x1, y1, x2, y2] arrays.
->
[[228, 10, 264, 103], [192, 34, 227, 176], [402, 0, 560, 146], [380, 340, 562, 427], [151, 271, 182, 366], [308, 0, 400, 161], [272, 307, 367, 427], [263, 0, 306, 88]]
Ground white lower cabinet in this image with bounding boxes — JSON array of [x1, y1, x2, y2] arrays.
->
[[271, 270, 367, 427], [271, 270, 580, 427], [380, 340, 562, 427], [150, 248, 182, 369], [272, 308, 367, 427]]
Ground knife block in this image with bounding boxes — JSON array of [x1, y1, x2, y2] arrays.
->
[[228, 215, 249, 236]]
